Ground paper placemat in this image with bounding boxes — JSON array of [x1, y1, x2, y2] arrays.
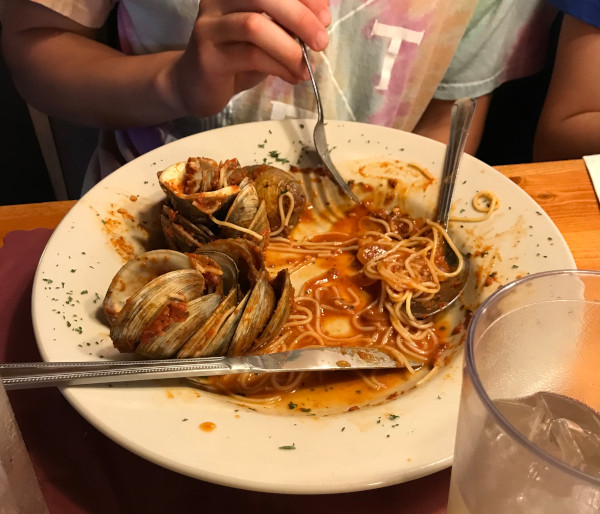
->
[[583, 154, 600, 203]]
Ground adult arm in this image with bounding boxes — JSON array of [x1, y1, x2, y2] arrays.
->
[[413, 94, 491, 155], [1, 0, 330, 128], [534, 14, 600, 160]]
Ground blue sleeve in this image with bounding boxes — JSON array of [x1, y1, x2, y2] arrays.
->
[[549, 0, 600, 27]]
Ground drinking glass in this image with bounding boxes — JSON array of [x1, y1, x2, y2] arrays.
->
[[0, 382, 48, 514], [448, 269, 600, 513]]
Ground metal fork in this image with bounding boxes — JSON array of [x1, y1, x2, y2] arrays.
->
[[300, 41, 361, 204]]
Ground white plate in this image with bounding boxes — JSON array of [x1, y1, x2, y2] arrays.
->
[[32, 120, 575, 494]]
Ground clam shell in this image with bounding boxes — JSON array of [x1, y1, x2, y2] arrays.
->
[[227, 271, 276, 356], [246, 200, 270, 250], [198, 290, 250, 357], [177, 288, 240, 358], [161, 203, 214, 252], [158, 160, 239, 223], [194, 251, 238, 296], [244, 165, 306, 235], [110, 269, 206, 353], [103, 250, 194, 326], [250, 269, 294, 353], [219, 180, 260, 239], [135, 293, 222, 359], [186, 156, 220, 193], [195, 238, 264, 292]]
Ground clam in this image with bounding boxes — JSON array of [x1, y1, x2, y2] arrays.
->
[[161, 203, 215, 252], [104, 155, 307, 361], [177, 288, 246, 358], [135, 294, 221, 359], [103, 249, 195, 326], [104, 241, 295, 360], [244, 164, 307, 236], [217, 179, 270, 249], [195, 238, 264, 291], [227, 270, 276, 356], [109, 268, 208, 353], [248, 268, 294, 353], [103, 248, 239, 354], [158, 159, 305, 252], [190, 251, 238, 296], [158, 158, 240, 224], [160, 173, 270, 252]]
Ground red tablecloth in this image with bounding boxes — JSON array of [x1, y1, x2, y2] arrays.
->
[[0, 229, 450, 513]]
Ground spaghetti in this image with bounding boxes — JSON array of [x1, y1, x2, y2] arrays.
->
[[200, 205, 460, 405]]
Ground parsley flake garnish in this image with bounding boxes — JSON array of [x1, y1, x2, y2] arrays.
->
[[279, 444, 296, 450], [268, 150, 289, 164]]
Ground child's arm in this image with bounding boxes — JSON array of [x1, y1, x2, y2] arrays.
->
[[2, 0, 330, 128], [534, 14, 600, 161]]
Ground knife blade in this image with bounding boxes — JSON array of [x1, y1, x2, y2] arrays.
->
[[0, 347, 412, 389]]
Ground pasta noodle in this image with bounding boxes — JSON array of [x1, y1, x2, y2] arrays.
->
[[201, 205, 464, 404], [449, 190, 500, 223], [178, 162, 500, 410]]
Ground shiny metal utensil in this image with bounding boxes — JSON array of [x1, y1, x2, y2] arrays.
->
[[410, 98, 477, 319], [300, 41, 361, 204], [0, 347, 417, 389]]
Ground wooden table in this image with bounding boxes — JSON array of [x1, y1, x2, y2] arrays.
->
[[2, 159, 599, 269]]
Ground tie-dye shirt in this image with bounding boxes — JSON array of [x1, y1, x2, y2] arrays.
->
[[32, 0, 556, 188]]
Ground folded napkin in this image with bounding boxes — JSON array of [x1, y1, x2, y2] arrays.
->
[[0, 229, 451, 514], [583, 154, 600, 203]]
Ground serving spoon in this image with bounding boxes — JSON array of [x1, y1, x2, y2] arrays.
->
[[410, 98, 477, 319]]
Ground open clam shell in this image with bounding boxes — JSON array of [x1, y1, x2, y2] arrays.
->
[[161, 203, 215, 252], [158, 159, 239, 223], [135, 293, 222, 359], [103, 249, 195, 326], [194, 251, 238, 296], [249, 269, 294, 353], [177, 288, 241, 358], [110, 269, 207, 353], [227, 271, 276, 356], [218, 180, 270, 249], [219, 179, 260, 238], [244, 164, 306, 236], [195, 238, 264, 291]]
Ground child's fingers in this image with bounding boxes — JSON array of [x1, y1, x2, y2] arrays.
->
[[206, 0, 329, 52], [206, 41, 306, 85], [196, 12, 311, 79]]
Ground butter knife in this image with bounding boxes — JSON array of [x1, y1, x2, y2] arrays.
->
[[0, 347, 409, 389]]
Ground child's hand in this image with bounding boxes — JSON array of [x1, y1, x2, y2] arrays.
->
[[170, 0, 331, 118]]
